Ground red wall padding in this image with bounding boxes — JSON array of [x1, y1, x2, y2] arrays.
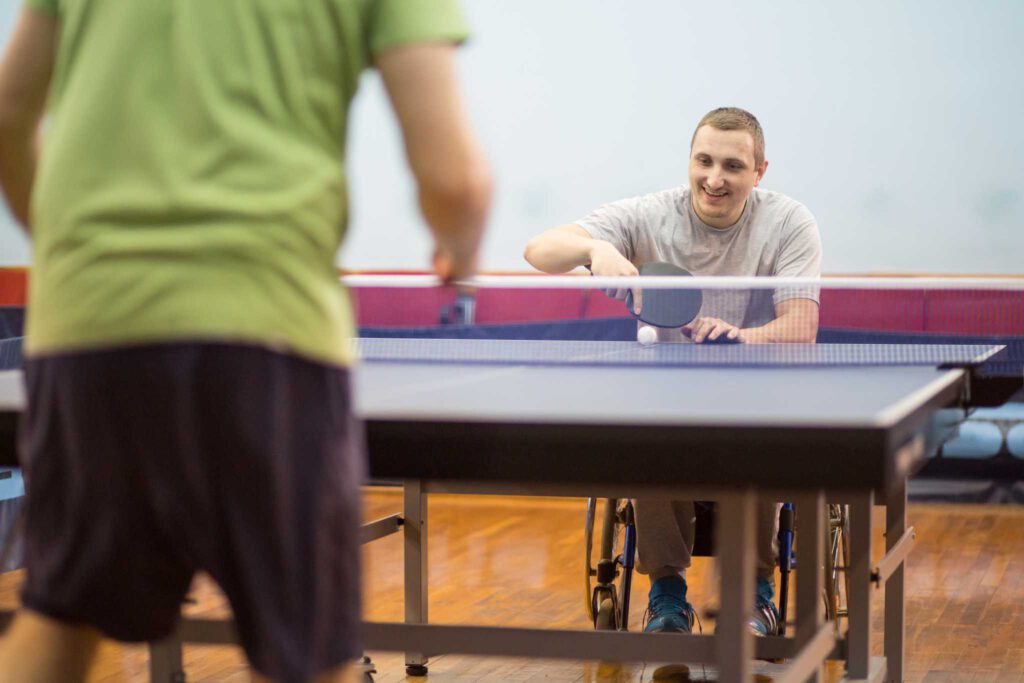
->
[[353, 283, 1024, 334], [0, 269, 26, 306]]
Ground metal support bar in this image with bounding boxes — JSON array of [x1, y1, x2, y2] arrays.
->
[[847, 491, 874, 680], [838, 656, 888, 683], [163, 615, 841, 667], [365, 622, 717, 663], [148, 634, 186, 683], [872, 527, 916, 587], [885, 480, 908, 683], [364, 622, 837, 681], [795, 490, 826, 683], [361, 513, 403, 544], [404, 480, 429, 672], [772, 623, 836, 683], [754, 634, 845, 661], [715, 488, 755, 683], [754, 635, 809, 661]]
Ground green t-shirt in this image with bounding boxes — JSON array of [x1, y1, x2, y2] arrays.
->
[[23, 0, 468, 366]]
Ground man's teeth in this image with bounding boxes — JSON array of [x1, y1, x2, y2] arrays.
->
[[704, 188, 727, 197]]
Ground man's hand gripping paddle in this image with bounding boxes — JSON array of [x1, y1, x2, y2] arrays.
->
[[624, 262, 740, 344]]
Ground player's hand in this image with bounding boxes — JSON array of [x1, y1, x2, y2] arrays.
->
[[588, 242, 641, 313], [683, 317, 744, 344], [432, 245, 478, 284]]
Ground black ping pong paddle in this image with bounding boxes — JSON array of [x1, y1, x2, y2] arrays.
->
[[625, 262, 702, 328]]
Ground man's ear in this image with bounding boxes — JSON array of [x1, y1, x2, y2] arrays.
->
[[754, 160, 769, 186]]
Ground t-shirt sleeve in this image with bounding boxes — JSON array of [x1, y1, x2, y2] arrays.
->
[[574, 196, 646, 263], [369, 0, 470, 56], [24, 0, 58, 14], [773, 203, 822, 305]]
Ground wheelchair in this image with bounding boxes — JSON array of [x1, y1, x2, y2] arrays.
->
[[584, 498, 851, 634]]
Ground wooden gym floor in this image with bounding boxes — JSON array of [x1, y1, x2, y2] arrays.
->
[[0, 489, 1022, 682]]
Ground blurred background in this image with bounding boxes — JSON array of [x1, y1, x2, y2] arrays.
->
[[1, 0, 1022, 273]]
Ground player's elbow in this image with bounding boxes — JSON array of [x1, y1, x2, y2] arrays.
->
[[523, 236, 545, 271], [772, 302, 819, 343], [523, 236, 564, 274], [420, 159, 492, 225], [798, 308, 820, 343], [524, 226, 587, 273]]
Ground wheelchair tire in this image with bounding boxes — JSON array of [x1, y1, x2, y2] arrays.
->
[[595, 597, 618, 631], [823, 503, 852, 624], [584, 497, 597, 622]]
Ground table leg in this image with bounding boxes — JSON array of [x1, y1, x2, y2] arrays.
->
[[404, 480, 429, 675], [885, 478, 907, 683], [716, 488, 755, 682], [846, 491, 874, 680], [149, 632, 186, 683], [795, 490, 825, 683]]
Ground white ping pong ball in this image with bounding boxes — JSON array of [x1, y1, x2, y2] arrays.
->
[[637, 325, 657, 346]]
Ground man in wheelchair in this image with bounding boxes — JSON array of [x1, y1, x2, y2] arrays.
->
[[524, 107, 822, 636]]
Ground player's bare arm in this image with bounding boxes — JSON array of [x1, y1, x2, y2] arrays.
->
[[739, 299, 819, 344], [524, 224, 636, 276], [379, 43, 492, 283], [685, 299, 818, 344], [0, 7, 56, 231]]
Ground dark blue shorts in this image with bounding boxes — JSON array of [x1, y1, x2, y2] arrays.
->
[[18, 343, 366, 682]]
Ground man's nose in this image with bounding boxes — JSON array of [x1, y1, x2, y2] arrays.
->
[[706, 170, 724, 189]]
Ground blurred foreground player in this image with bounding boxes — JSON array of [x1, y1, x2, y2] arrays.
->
[[0, 1, 491, 681]]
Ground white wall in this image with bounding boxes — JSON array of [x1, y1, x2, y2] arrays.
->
[[3, 0, 1022, 273], [0, 0, 31, 264]]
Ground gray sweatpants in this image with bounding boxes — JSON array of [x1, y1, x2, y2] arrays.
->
[[635, 498, 781, 582]]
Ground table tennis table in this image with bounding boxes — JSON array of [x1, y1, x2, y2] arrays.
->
[[350, 339, 1007, 683], [0, 339, 1011, 683]]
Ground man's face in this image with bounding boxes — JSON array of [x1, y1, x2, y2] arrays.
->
[[688, 126, 768, 229]]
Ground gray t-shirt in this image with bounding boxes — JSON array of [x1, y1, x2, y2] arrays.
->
[[577, 186, 822, 337]]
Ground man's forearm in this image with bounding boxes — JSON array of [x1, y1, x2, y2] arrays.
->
[[0, 124, 38, 230], [419, 163, 491, 277], [742, 309, 818, 343], [0, 7, 58, 232], [523, 226, 598, 273]]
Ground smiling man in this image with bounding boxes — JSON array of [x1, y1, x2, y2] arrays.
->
[[524, 107, 822, 637]]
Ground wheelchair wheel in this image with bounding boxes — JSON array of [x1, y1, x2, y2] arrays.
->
[[823, 503, 851, 625], [595, 596, 619, 631], [585, 498, 597, 622], [584, 498, 626, 627]]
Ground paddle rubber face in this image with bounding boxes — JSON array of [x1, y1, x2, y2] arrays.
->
[[625, 262, 702, 328]]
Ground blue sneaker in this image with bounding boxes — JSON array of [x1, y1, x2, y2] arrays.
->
[[747, 576, 781, 636], [643, 576, 696, 634]]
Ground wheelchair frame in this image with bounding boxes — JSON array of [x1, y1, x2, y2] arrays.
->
[[584, 498, 851, 635]]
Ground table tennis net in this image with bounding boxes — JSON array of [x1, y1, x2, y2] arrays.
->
[[349, 278, 1024, 375], [355, 338, 1004, 370]]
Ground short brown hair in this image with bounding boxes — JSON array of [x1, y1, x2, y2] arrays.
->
[[691, 107, 765, 167]]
